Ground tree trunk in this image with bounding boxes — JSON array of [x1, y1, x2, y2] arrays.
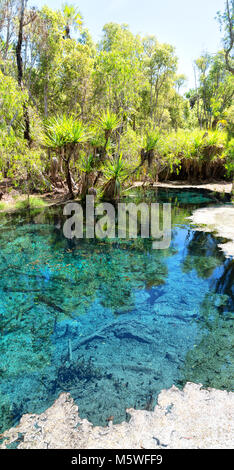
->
[[23, 104, 31, 142], [65, 159, 74, 199], [16, 0, 25, 86], [16, 0, 31, 144], [44, 80, 48, 117]]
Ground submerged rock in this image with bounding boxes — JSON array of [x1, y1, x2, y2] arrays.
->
[[1, 383, 233, 449]]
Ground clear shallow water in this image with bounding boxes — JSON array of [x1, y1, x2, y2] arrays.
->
[[0, 188, 233, 434]]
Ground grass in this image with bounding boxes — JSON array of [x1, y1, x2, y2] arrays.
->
[[15, 196, 47, 210], [0, 195, 48, 212]]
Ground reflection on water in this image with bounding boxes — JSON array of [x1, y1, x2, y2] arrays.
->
[[0, 188, 233, 434]]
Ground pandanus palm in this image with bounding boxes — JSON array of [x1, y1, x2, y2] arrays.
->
[[98, 110, 121, 155], [102, 154, 128, 200], [44, 115, 88, 198], [62, 4, 82, 38], [78, 153, 96, 199], [141, 130, 161, 167], [140, 130, 163, 183]]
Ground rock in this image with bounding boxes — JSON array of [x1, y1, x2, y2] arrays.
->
[[188, 206, 234, 258], [112, 320, 153, 344], [165, 351, 178, 363], [214, 295, 229, 307], [1, 383, 233, 449]]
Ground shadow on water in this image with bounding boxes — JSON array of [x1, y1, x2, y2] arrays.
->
[[0, 188, 233, 432]]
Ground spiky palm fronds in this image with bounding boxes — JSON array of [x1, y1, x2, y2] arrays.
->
[[144, 130, 161, 152], [44, 115, 88, 150], [98, 110, 121, 141], [102, 154, 128, 198], [79, 154, 95, 173]]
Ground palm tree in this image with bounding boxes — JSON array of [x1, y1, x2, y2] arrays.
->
[[141, 130, 161, 167], [78, 154, 95, 199], [102, 154, 128, 200], [98, 110, 121, 156], [44, 115, 88, 198], [140, 130, 166, 183], [62, 4, 82, 39]]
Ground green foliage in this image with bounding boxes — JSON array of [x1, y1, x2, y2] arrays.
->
[[98, 110, 121, 135], [15, 196, 47, 210], [188, 51, 233, 129], [79, 153, 95, 173], [44, 115, 88, 149], [0, 1, 233, 194], [119, 128, 142, 164], [102, 154, 128, 198], [95, 24, 143, 118], [144, 130, 161, 152], [104, 153, 127, 180], [224, 137, 234, 177], [0, 70, 26, 135]]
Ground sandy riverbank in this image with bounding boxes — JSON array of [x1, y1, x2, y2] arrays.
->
[[128, 180, 233, 194]]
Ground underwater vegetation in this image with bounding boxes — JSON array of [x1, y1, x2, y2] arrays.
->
[[181, 293, 234, 390], [0, 188, 233, 432]]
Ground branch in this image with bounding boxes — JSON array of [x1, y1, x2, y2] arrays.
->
[[224, 0, 234, 74]]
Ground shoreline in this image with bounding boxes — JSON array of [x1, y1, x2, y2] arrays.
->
[[0, 180, 232, 213], [188, 205, 234, 258], [127, 181, 233, 194], [1, 383, 233, 449]]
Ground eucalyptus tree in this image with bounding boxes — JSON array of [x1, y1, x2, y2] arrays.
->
[[142, 36, 178, 126], [0, 68, 27, 177], [191, 52, 233, 129], [15, 0, 39, 143], [0, 0, 17, 67], [23, 4, 92, 119], [217, 0, 234, 74], [94, 23, 144, 128]]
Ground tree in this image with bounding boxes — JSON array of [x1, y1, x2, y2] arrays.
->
[[142, 36, 177, 126], [102, 154, 128, 200], [62, 3, 82, 39], [44, 115, 88, 198], [189, 52, 233, 129], [217, 0, 234, 74], [98, 110, 120, 157], [23, 5, 93, 119], [0, 0, 17, 67], [15, 0, 37, 143], [94, 23, 143, 127]]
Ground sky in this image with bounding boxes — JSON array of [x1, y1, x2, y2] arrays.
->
[[29, 0, 226, 91]]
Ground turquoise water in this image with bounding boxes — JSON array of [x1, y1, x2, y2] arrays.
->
[[0, 188, 233, 434]]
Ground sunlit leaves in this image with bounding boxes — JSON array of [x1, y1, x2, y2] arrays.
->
[[44, 115, 88, 149]]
